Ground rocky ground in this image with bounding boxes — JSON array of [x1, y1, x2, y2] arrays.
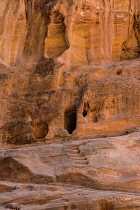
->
[[0, 130, 140, 209]]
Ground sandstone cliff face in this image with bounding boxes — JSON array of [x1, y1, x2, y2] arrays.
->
[[0, 0, 26, 66], [0, 0, 140, 143], [0, 0, 140, 209], [0, 0, 139, 145], [0, 0, 139, 67]]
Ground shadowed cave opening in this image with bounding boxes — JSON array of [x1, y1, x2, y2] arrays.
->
[[83, 109, 87, 117], [116, 69, 123, 75], [64, 108, 77, 134], [83, 102, 90, 117]]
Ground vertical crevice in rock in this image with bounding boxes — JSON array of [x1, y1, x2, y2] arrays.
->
[[121, 14, 140, 60], [134, 14, 140, 47], [23, 0, 54, 64]]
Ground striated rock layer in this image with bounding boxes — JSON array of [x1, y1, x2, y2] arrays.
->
[[0, 132, 140, 209], [0, 0, 140, 209], [0, 0, 139, 67]]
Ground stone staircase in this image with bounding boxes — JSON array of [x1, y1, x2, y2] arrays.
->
[[64, 145, 89, 166]]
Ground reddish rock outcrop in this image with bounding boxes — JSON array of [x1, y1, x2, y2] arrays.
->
[[0, 0, 140, 209]]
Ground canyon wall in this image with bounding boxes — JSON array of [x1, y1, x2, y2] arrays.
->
[[0, 0, 139, 67], [0, 0, 140, 209], [0, 0, 140, 142]]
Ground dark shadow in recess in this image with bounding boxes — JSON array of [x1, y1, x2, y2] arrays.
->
[[64, 108, 77, 134]]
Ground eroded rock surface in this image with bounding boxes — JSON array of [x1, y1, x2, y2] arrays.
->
[[1, 58, 140, 142], [0, 0, 140, 209], [0, 132, 140, 209], [0, 0, 139, 67]]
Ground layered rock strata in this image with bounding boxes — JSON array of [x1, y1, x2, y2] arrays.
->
[[0, 0, 140, 209], [0, 132, 140, 209]]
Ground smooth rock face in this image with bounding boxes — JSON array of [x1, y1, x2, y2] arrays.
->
[[0, 0, 140, 209]]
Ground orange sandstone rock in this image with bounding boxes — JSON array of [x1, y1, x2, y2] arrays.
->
[[0, 0, 140, 209]]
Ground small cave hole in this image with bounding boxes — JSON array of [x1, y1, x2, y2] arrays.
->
[[33, 121, 49, 139], [83, 102, 90, 117], [64, 108, 77, 134], [83, 109, 87, 117], [116, 69, 123, 75]]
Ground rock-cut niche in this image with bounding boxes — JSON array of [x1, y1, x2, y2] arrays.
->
[[64, 108, 77, 134], [45, 10, 68, 58], [33, 121, 49, 139]]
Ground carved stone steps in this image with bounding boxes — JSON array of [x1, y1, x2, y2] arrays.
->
[[74, 160, 88, 165], [74, 157, 87, 161], [65, 149, 80, 154], [70, 154, 81, 157], [64, 145, 89, 165], [67, 146, 79, 150]]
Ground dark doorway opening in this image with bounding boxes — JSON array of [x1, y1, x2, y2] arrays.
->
[[64, 108, 77, 134]]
